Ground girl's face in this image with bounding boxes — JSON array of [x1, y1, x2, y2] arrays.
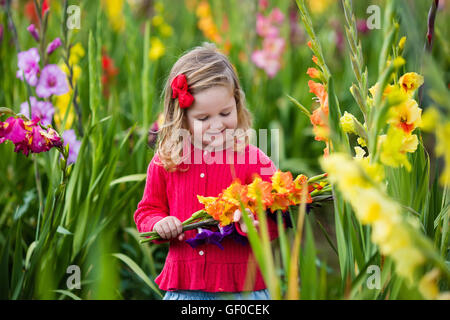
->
[[186, 85, 238, 150]]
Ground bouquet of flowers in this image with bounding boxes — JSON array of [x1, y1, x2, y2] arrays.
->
[[139, 170, 331, 248]]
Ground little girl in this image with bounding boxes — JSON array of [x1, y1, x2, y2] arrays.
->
[[134, 43, 279, 300]]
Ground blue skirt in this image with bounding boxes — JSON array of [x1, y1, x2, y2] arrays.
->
[[163, 289, 270, 300]]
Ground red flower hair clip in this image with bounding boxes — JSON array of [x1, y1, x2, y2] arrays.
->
[[171, 74, 194, 108]]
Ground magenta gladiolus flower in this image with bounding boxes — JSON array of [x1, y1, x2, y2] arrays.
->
[[1, 116, 62, 156], [36, 64, 69, 98], [16, 48, 40, 86], [20, 96, 55, 126], [357, 19, 370, 35], [27, 24, 40, 42], [62, 130, 81, 164], [46, 37, 61, 55], [1, 117, 27, 144]]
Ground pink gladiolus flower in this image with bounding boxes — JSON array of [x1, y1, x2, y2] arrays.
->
[[20, 96, 55, 126], [16, 48, 40, 86], [269, 8, 284, 24], [62, 130, 81, 164], [259, 0, 268, 10], [262, 36, 285, 57], [27, 24, 40, 42], [256, 13, 279, 38], [251, 49, 281, 78], [36, 64, 69, 98], [46, 37, 61, 55]]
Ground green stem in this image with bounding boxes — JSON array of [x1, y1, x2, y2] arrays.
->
[[139, 218, 218, 244]]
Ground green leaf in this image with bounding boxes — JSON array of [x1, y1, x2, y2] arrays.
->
[[112, 253, 163, 298], [54, 289, 82, 300], [109, 174, 147, 187]]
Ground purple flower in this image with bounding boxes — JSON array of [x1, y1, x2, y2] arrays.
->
[[185, 224, 247, 250], [27, 24, 40, 42], [16, 48, 40, 86], [20, 96, 55, 126], [0, 24, 4, 43], [62, 129, 81, 164], [36, 64, 69, 98], [46, 37, 61, 55]]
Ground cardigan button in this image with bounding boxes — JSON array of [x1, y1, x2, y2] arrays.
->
[[200, 173, 205, 178], [199, 250, 204, 256]]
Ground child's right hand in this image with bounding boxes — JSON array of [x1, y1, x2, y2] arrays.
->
[[153, 216, 185, 241]]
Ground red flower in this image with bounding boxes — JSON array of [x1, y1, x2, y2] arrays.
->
[[101, 51, 119, 97], [24, 0, 49, 25], [171, 74, 194, 108]]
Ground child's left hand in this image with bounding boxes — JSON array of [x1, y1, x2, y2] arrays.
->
[[233, 208, 259, 234]]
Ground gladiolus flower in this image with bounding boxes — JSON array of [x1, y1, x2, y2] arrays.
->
[[271, 170, 295, 194], [0, 116, 62, 156], [16, 48, 40, 86], [312, 55, 319, 65], [340, 111, 357, 135], [399, 72, 424, 97], [36, 64, 69, 98], [306, 67, 320, 79], [247, 175, 273, 208], [388, 99, 422, 134], [148, 37, 166, 61], [379, 127, 418, 171], [1, 117, 27, 144], [46, 37, 62, 55], [20, 96, 55, 126], [27, 24, 40, 42]]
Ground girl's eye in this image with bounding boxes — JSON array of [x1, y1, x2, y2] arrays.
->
[[198, 116, 209, 121], [220, 112, 231, 117]]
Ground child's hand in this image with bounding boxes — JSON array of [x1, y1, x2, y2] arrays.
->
[[233, 208, 259, 234], [153, 217, 185, 241]]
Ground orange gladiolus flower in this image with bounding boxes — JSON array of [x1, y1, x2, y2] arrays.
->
[[307, 67, 320, 79], [247, 175, 274, 208], [271, 170, 295, 194]]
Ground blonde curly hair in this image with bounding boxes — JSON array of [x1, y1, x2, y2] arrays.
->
[[155, 43, 253, 172]]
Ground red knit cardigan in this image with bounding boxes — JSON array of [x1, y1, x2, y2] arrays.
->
[[134, 142, 279, 292]]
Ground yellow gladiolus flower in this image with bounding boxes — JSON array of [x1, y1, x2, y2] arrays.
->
[[159, 23, 174, 37], [68, 43, 85, 66], [399, 72, 424, 96], [340, 111, 357, 134], [435, 122, 450, 186], [321, 153, 425, 284], [398, 36, 406, 50], [388, 98, 422, 134], [54, 90, 75, 129], [102, 0, 125, 32], [379, 127, 418, 171], [357, 137, 367, 147], [148, 37, 165, 61]]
